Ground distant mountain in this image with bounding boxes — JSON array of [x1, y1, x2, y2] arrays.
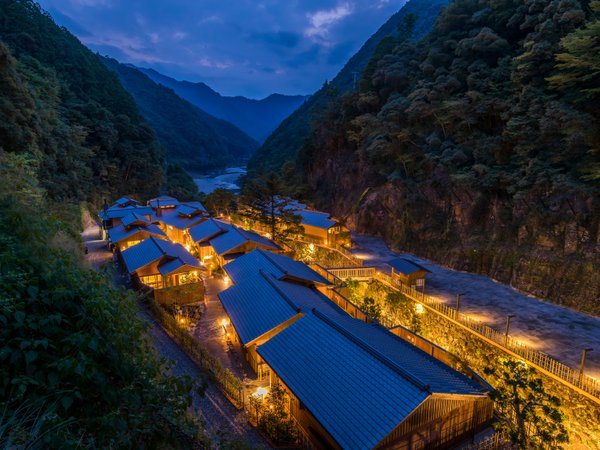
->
[[139, 68, 308, 142], [103, 58, 258, 171], [247, 0, 449, 175]]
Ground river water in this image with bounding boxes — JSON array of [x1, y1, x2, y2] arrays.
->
[[194, 167, 246, 194]]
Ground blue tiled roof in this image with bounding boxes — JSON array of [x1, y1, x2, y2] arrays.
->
[[98, 205, 153, 220], [219, 274, 299, 345], [107, 223, 166, 244], [152, 209, 206, 230], [297, 210, 337, 229], [121, 236, 201, 274], [224, 249, 330, 286], [319, 312, 487, 395], [188, 219, 229, 243], [121, 237, 165, 273], [114, 196, 139, 207], [210, 227, 280, 256], [121, 213, 150, 228], [181, 201, 207, 212], [256, 313, 430, 450], [148, 195, 180, 209], [219, 272, 340, 345], [386, 258, 430, 275]]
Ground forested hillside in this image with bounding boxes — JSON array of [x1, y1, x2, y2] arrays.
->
[[0, 0, 170, 202], [0, 1, 204, 446], [294, 0, 600, 312], [141, 68, 308, 142], [247, 0, 449, 175], [103, 58, 258, 171]]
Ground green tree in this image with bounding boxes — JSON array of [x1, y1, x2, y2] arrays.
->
[[240, 172, 302, 243], [203, 188, 238, 216], [484, 359, 568, 449]]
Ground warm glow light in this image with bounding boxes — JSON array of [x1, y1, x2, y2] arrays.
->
[[203, 255, 211, 260], [185, 244, 191, 251], [308, 243, 315, 253], [221, 318, 229, 328], [415, 303, 424, 314], [223, 276, 230, 285], [255, 387, 267, 398], [178, 317, 185, 324]]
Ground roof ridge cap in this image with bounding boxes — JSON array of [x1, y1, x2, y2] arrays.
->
[[312, 309, 430, 393], [258, 249, 288, 276], [259, 270, 300, 312]]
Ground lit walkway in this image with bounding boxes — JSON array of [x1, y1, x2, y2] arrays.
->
[[350, 233, 600, 379]]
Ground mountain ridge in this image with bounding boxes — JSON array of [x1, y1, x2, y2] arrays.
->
[[140, 67, 309, 142]]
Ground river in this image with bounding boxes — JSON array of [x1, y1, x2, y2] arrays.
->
[[194, 166, 246, 194]]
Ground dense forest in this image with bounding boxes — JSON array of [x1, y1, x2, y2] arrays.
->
[[247, 0, 449, 175], [286, 0, 600, 312], [103, 58, 258, 172], [0, 1, 204, 446]]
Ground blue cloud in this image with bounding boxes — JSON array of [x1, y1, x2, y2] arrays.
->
[[37, 0, 407, 98]]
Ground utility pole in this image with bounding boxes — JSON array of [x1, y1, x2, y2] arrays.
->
[[455, 293, 465, 320], [504, 314, 516, 346], [579, 348, 593, 385]]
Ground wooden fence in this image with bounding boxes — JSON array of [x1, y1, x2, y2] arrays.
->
[[323, 288, 372, 323], [465, 433, 510, 450], [316, 266, 600, 403], [146, 297, 245, 408]]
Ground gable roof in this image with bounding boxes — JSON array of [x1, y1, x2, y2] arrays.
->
[[98, 205, 153, 221], [256, 313, 431, 450], [224, 249, 330, 286], [121, 213, 150, 228], [218, 272, 341, 345], [188, 219, 230, 244], [297, 210, 337, 229], [387, 258, 430, 276], [114, 196, 140, 207], [152, 208, 206, 230], [319, 312, 487, 396], [121, 236, 201, 274], [148, 195, 180, 209], [210, 227, 280, 256], [107, 223, 166, 245], [179, 201, 207, 214]]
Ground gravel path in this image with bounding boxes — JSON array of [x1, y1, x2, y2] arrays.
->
[[351, 233, 600, 379], [81, 221, 271, 449]]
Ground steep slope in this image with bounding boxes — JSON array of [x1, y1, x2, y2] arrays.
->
[[140, 68, 308, 142], [103, 58, 258, 171], [247, 0, 449, 175], [0, 0, 165, 201], [296, 0, 600, 313]]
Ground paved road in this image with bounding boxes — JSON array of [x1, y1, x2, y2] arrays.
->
[[351, 233, 600, 379], [81, 222, 271, 449]]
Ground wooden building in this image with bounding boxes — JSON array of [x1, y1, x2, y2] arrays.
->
[[107, 213, 167, 251], [387, 257, 430, 291], [147, 195, 180, 211], [120, 236, 204, 304], [98, 197, 153, 238], [152, 202, 208, 245], [256, 311, 493, 450], [295, 210, 350, 247], [188, 219, 281, 267]]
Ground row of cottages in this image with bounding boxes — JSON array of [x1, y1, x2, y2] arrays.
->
[[99, 196, 205, 305], [217, 250, 493, 449], [188, 218, 281, 267], [386, 257, 430, 292]]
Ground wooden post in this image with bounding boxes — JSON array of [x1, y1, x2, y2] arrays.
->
[[504, 314, 515, 347], [579, 348, 593, 385]]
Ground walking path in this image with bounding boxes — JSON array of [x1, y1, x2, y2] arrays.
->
[[81, 222, 271, 449], [351, 233, 600, 378]]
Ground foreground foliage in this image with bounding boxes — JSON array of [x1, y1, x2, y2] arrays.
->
[[484, 360, 568, 449], [0, 152, 203, 448]]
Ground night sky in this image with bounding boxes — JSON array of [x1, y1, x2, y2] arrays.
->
[[37, 0, 408, 98]]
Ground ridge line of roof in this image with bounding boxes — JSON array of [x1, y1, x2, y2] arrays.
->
[[311, 309, 431, 393], [259, 270, 301, 313], [256, 248, 289, 276]]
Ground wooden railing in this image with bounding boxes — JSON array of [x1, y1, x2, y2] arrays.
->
[[323, 288, 372, 324], [465, 433, 510, 450], [318, 267, 600, 403], [326, 266, 376, 280]]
